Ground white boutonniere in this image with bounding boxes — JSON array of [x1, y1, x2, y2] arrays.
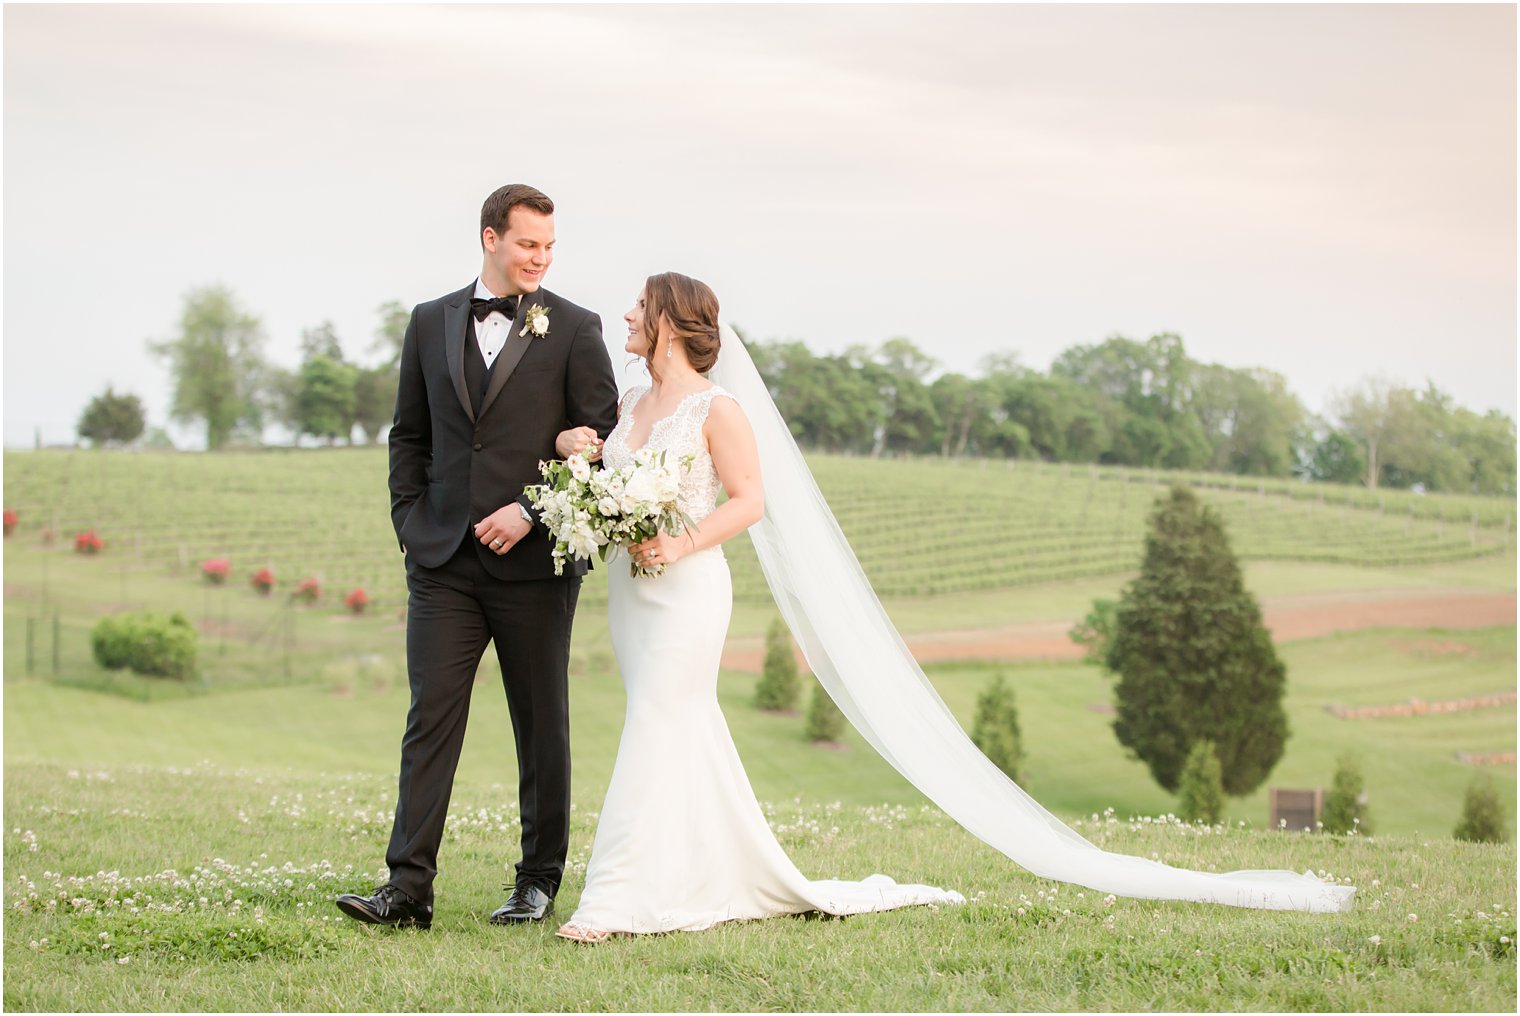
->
[[521, 304, 550, 338]]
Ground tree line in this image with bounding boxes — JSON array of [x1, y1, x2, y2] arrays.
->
[[747, 330, 1516, 495], [77, 285, 1516, 497]]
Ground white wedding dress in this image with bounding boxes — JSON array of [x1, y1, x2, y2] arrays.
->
[[564, 384, 965, 935]]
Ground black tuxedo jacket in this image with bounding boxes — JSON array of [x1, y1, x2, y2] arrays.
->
[[388, 282, 619, 580]]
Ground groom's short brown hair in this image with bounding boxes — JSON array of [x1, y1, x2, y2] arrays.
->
[[480, 184, 554, 243]]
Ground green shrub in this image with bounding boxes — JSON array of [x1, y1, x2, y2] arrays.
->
[[1454, 774, 1511, 844], [91, 611, 198, 679], [1176, 740, 1225, 824], [804, 682, 845, 743], [971, 673, 1023, 781], [1321, 753, 1373, 835], [1068, 598, 1116, 664], [754, 617, 800, 711]]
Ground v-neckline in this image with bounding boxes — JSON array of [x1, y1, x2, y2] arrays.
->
[[623, 384, 715, 456]]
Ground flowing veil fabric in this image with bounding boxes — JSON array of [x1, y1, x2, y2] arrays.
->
[[709, 325, 1354, 914]]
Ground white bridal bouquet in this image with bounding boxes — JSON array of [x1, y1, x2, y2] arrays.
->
[[526, 447, 696, 577]]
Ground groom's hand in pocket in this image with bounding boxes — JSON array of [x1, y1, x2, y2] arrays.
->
[[473, 506, 532, 556]]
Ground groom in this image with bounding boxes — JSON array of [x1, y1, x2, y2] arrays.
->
[[337, 184, 619, 929]]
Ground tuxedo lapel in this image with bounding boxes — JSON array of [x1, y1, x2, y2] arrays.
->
[[478, 290, 541, 419], [443, 286, 475, 423]]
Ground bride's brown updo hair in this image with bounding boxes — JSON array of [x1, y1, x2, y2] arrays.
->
[[639, 272, 721, 379]]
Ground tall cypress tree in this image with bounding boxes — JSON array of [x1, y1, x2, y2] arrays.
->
[[1104, 486, 1288, 796]]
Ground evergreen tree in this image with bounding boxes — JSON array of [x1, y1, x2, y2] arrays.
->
[[1104, 486, 1288, 796], [1320, 753, 1373, 835], [804, 682, 845, 743], [970, 673, 1023, 781], [1176, 740, 1225, 824], [753, 617, 800, 711], [1454, 774, 1511, 844]]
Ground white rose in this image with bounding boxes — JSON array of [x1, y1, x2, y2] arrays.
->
[[568, 456, 591, 483], [624, 468, 659, 504], [604, 474, 626, 498], [654, 467, 681, 502], [597, 496, 620, 517], [632, 448, 654, 468]]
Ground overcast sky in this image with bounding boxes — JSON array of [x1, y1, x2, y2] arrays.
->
[[4, 3, 1515, 448]]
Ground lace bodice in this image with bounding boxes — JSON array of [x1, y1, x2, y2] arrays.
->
[[602, 384, 735, 526]]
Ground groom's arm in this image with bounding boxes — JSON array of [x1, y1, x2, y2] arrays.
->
[[511, 311, 618, 523], [387, 307, 430, 550]]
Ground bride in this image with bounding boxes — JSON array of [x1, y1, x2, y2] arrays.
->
[[554, 273, 1354, 942], [554, 273, 963, 942]]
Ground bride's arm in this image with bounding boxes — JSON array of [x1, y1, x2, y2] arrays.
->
[[631, 396, 763, 564]]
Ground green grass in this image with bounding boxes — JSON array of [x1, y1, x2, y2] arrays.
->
[[4, 756, 1515, 1011]]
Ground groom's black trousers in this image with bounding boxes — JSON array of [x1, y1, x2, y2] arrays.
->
[[386, 537, 581, 905]]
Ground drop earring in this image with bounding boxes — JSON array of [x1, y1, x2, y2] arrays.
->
[[666, 338, 674, 359]]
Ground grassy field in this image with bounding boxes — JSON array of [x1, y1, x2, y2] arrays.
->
[[3, 744, 1515, 1010], [3, 447, 1512, 611], [3, 448, 1516, 1009]]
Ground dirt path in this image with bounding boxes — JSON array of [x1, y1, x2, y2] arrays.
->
[[719, 590, 1517, 672]]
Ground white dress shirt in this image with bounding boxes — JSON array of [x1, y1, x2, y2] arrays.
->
[[472, 278, 516, 369]]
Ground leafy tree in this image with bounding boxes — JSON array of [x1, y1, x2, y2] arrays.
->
[[150, 286, 267, 449], [1454, 408, 1517, 496], [970, 673, 1023, 782], [352, 365, 394, 445], [804, 682, 845, 743], [77, 386, 146, 446], [299, 321, 344, 362], [1320, 753, 1373, 835], [1176, 740, 1225, 824], [349, 301, 410, 445], [1308, 428, 1366, 485], [1453, 774, 1511, 844], [754, 617, 800, 711], [1104, 486, 1288, 796], [370, 300, 410, 371], [296, 355, 358, 443]]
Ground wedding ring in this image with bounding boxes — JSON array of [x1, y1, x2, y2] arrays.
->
[[491, 539, 503, 548]]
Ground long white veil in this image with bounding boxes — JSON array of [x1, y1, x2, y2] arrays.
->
[[710, 324, 1354, 913]]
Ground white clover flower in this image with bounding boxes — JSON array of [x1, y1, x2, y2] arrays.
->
[[1407, 913, 1418, 923], [1368, 935, 1382, 945]]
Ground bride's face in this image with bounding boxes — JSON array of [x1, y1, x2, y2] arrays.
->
[[623, 292, 656, 356]]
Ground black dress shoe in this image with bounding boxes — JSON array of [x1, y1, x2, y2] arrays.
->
[[335, 885, 432, 929], [489, 881, 554, 924]]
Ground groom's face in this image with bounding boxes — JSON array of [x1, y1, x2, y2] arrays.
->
[[484, 208, 555, 295]]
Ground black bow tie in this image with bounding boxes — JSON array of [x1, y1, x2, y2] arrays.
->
[[471, 295, 519, 322]]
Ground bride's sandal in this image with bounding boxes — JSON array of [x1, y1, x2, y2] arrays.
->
[[555, 921, 613, 944]]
